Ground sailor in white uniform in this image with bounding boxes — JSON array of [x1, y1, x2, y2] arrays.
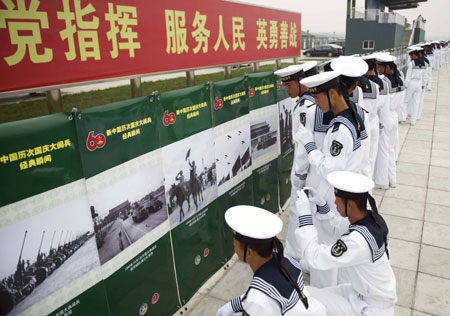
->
[[416, 46, 431, 119], [330, 56, 371, 179], [375, 53, 400, 188], [361, 54, 382, 179], [274, 62, 320, 261], [293, 171, 397, 316], [404, 47, 427, 126], [216, 205, 327, 316]]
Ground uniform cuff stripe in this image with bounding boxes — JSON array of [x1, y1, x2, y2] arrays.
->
[[231, 297, 243, 312], [304, 142, 317, 154], [317, 203, 330, 214], [299, 215, 313, 227]]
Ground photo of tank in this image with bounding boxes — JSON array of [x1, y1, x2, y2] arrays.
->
[[214, 123, 252, 186], [162, 129, 218, 229], [87, 162, 168, 265], [250, 114, 279, 160], [0, 196, 99, 316]]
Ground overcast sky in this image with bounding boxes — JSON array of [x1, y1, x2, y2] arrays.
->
[[235, 0, 449, 40]]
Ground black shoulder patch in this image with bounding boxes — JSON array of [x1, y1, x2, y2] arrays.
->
[[330, 140, 343, 157], [331, 239, 347, 257], [243, 311, 250, 316], [300, 112, 306, 126], [332, 123, 340, 133]]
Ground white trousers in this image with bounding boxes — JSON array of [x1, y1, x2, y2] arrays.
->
[[406, 80, 422, 125], [373, 124, 389, 187], [386, 110, 398, 185], [307, 285, 395, 316], [368, 117, 379, 179]]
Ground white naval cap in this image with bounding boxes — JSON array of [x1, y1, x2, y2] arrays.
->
[[300, 70, 341, 94], [331, 56, 368, 78], [225, 205, 282, 243], [274, 64, 305, 82], [327, 171, 374, 200], [373, 53, 396, 63], [301, 61, 318, 77], [361, 53, 377, 60]]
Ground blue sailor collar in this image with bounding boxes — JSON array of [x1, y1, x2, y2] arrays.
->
[[329, 106, 367, 151], [413, 59, 427, 69], [349, 87, 359, 104], [247, 254, 305, 315], [386, 73, 404, 93], [365, 74, 387, 96], [314, 108, 333, 132], [349, 213, 389, 262], [294, 92, 316, 111], [358, 76, 378, 100]]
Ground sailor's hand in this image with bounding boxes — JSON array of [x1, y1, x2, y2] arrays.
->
[[295, 189, 312, 217], [216, 301, 233, 316], [294, 123, 314, 146], [304, 186, 326, 206]]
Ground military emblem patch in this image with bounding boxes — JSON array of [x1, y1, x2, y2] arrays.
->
[[300, 113, 306, 126], [331, 239, 347, 257], [330, 140, 343, 156]]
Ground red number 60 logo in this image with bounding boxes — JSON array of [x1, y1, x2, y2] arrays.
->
[[86, 131, 106, 151]]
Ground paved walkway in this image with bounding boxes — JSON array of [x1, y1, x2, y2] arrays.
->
[[175, 60, 450, 316]]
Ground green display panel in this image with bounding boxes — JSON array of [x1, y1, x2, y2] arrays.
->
[[248, 71, 277, 110], [171, 201, 225, 304], [212, 77, 249, 127], [157, 84, 212, 146], [75, 96, 159, 178], [48, 282, 110, 316], [278, 146, 294, 209], [275, 75, 289, 101], [252, 159, 279, 214], [103, 233, 179, 316], [0, 113, 83, 207]]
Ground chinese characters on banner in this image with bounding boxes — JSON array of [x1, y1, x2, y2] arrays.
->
[[0, 0, 300, 93]]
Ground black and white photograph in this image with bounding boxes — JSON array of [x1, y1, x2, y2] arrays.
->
[[0, 197, 99, 316], [87, 163, 167, 265], [214, 124, 251, 186], [162, 129, 218, 229], [279, 98, 293, 152], [250, 114, 279, 160]]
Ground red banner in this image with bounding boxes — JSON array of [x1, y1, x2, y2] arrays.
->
[[0, 0, 301, 93]]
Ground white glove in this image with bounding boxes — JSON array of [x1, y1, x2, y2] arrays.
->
[[293, 123, 314, 146], [304, 186, 326, 206], [216, 302, 233, 316], [295, 189, 312, 217]]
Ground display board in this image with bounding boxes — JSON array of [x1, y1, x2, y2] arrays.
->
[[0, 70, 297, 316]]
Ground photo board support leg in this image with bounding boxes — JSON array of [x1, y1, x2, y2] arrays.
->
[[46, 89, 62, 114], [275, 59, 282, 70], [293, 57, 298, 65], [186, 70, 196, 87], [130, 77, 143, 98], [252, 62, 260, 72], [224, 65, 232, 79]]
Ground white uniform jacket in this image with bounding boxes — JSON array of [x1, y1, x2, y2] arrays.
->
[[296, 206, 397, 312], [230, 254, 327, 316]]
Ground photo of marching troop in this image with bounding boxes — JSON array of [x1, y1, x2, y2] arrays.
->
[[162, 129, 218, 228], [0, 198, 99, 316], [250, 115, 279, 159], [214, 124, 252, 186], [278, 98, 293, 152], [87, 163, 167, 265]]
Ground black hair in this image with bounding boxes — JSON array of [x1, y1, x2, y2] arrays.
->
[[236, 237, 309, 309], [242, 241, 273, 258], [335, 78, 365, 138]]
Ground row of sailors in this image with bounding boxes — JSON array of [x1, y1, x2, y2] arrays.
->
[[216, 42, 448, 316]]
